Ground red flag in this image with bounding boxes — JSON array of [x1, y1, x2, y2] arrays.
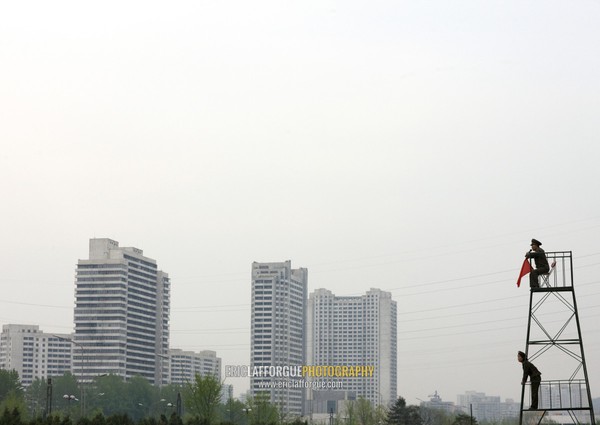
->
[[517, 259, 531, 287]]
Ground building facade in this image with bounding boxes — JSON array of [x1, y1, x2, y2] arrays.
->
[[250, 261, 308, 416], [418, 391, 456, 414], [74, 238, 170, 385], [0, 324, 73, 386], [169, 349, 221, 385], [457, 391, 519, 421], [306, 288, 397, 410]]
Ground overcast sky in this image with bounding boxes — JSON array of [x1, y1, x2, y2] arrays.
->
[[2, 0, 600, 407]]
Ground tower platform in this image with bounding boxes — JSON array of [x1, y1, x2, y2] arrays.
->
[[519, 251, 595, 425]]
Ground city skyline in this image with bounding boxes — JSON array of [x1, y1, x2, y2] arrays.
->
[[2, 0, 600, 408], [1, 236, 599, 406]]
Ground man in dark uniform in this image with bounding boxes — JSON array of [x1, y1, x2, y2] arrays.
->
[[525, 238, 549, 289], [518, 351, 542, 409]]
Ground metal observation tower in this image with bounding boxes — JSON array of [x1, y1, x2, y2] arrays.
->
[[519, 251, 595, 425]]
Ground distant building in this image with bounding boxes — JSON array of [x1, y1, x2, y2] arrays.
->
[[74, 238, 171, 385], [221, 384, 234, 404], [309, 389, 356, 420], [169, 349, 221, 384], [306, 288, 397, 411], [540, 383, 585, 409], [457, 391, 519, 421], [419, 391, 456, 413], [250, 261, 308, 416], [0, 324, 72, 386]]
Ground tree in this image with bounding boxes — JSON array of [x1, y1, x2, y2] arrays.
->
[[183, 374, 222, 425], [355, 397, 375, 425], [386, 397, 422, 425], [89, 374, 127, 417], [0, 407, 24, 425], [452, 413, 477, 425], [375, 403, 388, 425], [50, 372, 81, 416], [218, 396, 247, 425], [127, 375, 159, 422], [159, 384, 183, 415], [27, 377, 49, 419], [246, 392, 278, 425], [0, 390, 27, 424], [344, 400, 357, 425], [0, 370, 22, 401], [0, 370, 25, 420], [167, 411, 184, 425], [105, 413, 135, 425], [419, 406, 453, 425]]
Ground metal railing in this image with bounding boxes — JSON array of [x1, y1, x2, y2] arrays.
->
[[539, 251, 573, 289], [525, 380, 590, 410]]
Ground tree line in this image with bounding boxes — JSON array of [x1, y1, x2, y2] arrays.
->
[[0, 369, 524, 425]]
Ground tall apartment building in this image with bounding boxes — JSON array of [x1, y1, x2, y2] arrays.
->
[[306, 288, 397, 409], [169, 349, 221, 385], [250, 261, 308, 416], [74, 238, 170, 385], [0, 324, 72, 386]]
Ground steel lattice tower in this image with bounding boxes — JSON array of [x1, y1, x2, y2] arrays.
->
[[519, 251, 595, 425]]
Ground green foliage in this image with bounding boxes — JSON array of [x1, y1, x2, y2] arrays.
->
[[0, 371, 191, 424], [0, 370, 22, 401], [419, 406, 453, 425], [159, 385, 181, 414], [49, 372, 81, 416], [285, 419, 307, 425], [476, 418, 519, 425], [85, 373, 180, 421], [183, 375, 222, 425], [104, 413, 135, 425], [344, 399, 356, 425], [127, 375, 160, 422], [0, 392, 26, 420], [27, 378, 49, 418], [355, 398, 375, 425], [452, 413, 477, 425], [88, 374, 127, 417], [167, 412, 183, 425], [246, 392, 278, 425], [386, 397, 422, 425], [0, 407, 23, 425], [88, 412, 107, 425], [0, 369, 27, 424], [218, 397, 248, 425]]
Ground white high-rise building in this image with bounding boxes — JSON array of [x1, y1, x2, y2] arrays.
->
[[169, 349, 221, 385], [306, 288, 397, 408], [0, 324, 73, 386], [74, 238, 170, 385], [250, 261, 308, 416]]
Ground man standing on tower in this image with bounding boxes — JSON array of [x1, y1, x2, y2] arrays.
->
[[518, 351, 542, 409], [525, 239, 549, 289]]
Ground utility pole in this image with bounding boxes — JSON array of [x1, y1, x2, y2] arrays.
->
[[53, 335, 86, 417], [45, 378, 53, 418], [176, 392, 182, 418]]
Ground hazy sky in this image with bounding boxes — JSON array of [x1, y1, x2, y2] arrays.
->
[[2, 0, 600, 406]]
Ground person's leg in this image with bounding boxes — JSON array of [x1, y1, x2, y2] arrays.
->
[[531, 380, 540, 409], [538, 266, 550, 287], [530, 270, 540, 288]]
